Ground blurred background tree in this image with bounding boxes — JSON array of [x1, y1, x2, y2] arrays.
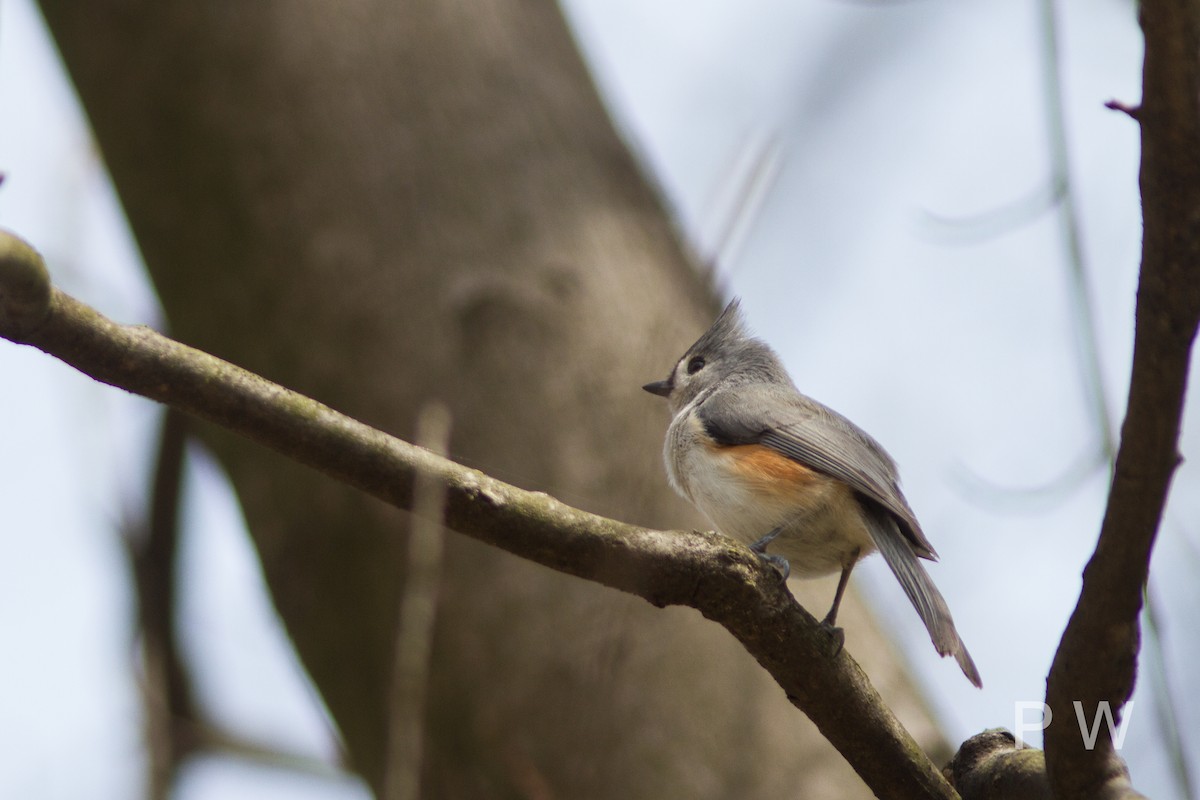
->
[[17, 1, 943, 798], [2, 0, 1194, 798]]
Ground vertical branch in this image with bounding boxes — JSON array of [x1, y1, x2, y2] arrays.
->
[[130, 408, 357, 791], [1036, 0, 1117, 461], [127, 408, 194, 800], [1044, 1, 1200, 798], [1032, 0, 1113, 462], [1141, 590, 1196, 799], [385, 404, 451, 800], [1039, 2, 1193, 794]]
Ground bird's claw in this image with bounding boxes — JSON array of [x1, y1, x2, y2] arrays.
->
[[750, 527, 789, 582], [819, 619, 845, 657], [754, 551, 790, 582]]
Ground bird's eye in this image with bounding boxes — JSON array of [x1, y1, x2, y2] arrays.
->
[[686, 356, 706, 375]]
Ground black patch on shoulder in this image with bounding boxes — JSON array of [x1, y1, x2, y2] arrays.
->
[[700, 412, 762, 447]]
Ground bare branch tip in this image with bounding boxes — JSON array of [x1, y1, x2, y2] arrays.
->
[[0, 229, 53, 342], [1104, 99, 1142, 121]]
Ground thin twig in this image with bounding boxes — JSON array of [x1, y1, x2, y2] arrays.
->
[[1104, 99, 1142, 120], [125, 408, 193, 800], [919, 177, 1065, 244], [1037, 0, 1116, 462], [1140, 587, 1196, 800], [183, 718, 352, 780], [385, 404, 451, 800]]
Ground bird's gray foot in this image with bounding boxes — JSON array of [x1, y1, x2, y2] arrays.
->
[[819, 612, 846, 656], [749, 527, 789, 581], [816, 553, 859, 656]]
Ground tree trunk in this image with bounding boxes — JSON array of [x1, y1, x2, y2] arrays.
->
[[37, 1, 945, 796]]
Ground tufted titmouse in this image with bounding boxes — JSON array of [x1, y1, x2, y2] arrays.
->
[[644, 299, 981, 687]]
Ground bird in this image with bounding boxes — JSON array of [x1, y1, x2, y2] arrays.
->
[[643, 298, 981, 687]]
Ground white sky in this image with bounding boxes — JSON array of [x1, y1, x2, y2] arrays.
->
[[1, 0, 1195, 797]]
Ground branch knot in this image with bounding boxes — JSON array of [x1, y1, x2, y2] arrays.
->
[[0, 230, 53, 342]]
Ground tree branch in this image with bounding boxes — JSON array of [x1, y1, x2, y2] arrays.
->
[[1044, 1, 1200, 797], [126, 408, 193, 800], [0, 228, 958, 799], [946, 730, 1053, 800]]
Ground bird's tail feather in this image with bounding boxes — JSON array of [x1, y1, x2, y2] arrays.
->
[[865, 508, 982, 688]]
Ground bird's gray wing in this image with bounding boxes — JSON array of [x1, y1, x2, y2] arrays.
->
[[698, 382, 981, 686], [696, 382, 938, 560]]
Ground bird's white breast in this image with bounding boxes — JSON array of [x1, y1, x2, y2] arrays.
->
[[664, 406, 876, 577]]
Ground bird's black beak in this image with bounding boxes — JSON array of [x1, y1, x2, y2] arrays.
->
[[642, 379, 672, 398]]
